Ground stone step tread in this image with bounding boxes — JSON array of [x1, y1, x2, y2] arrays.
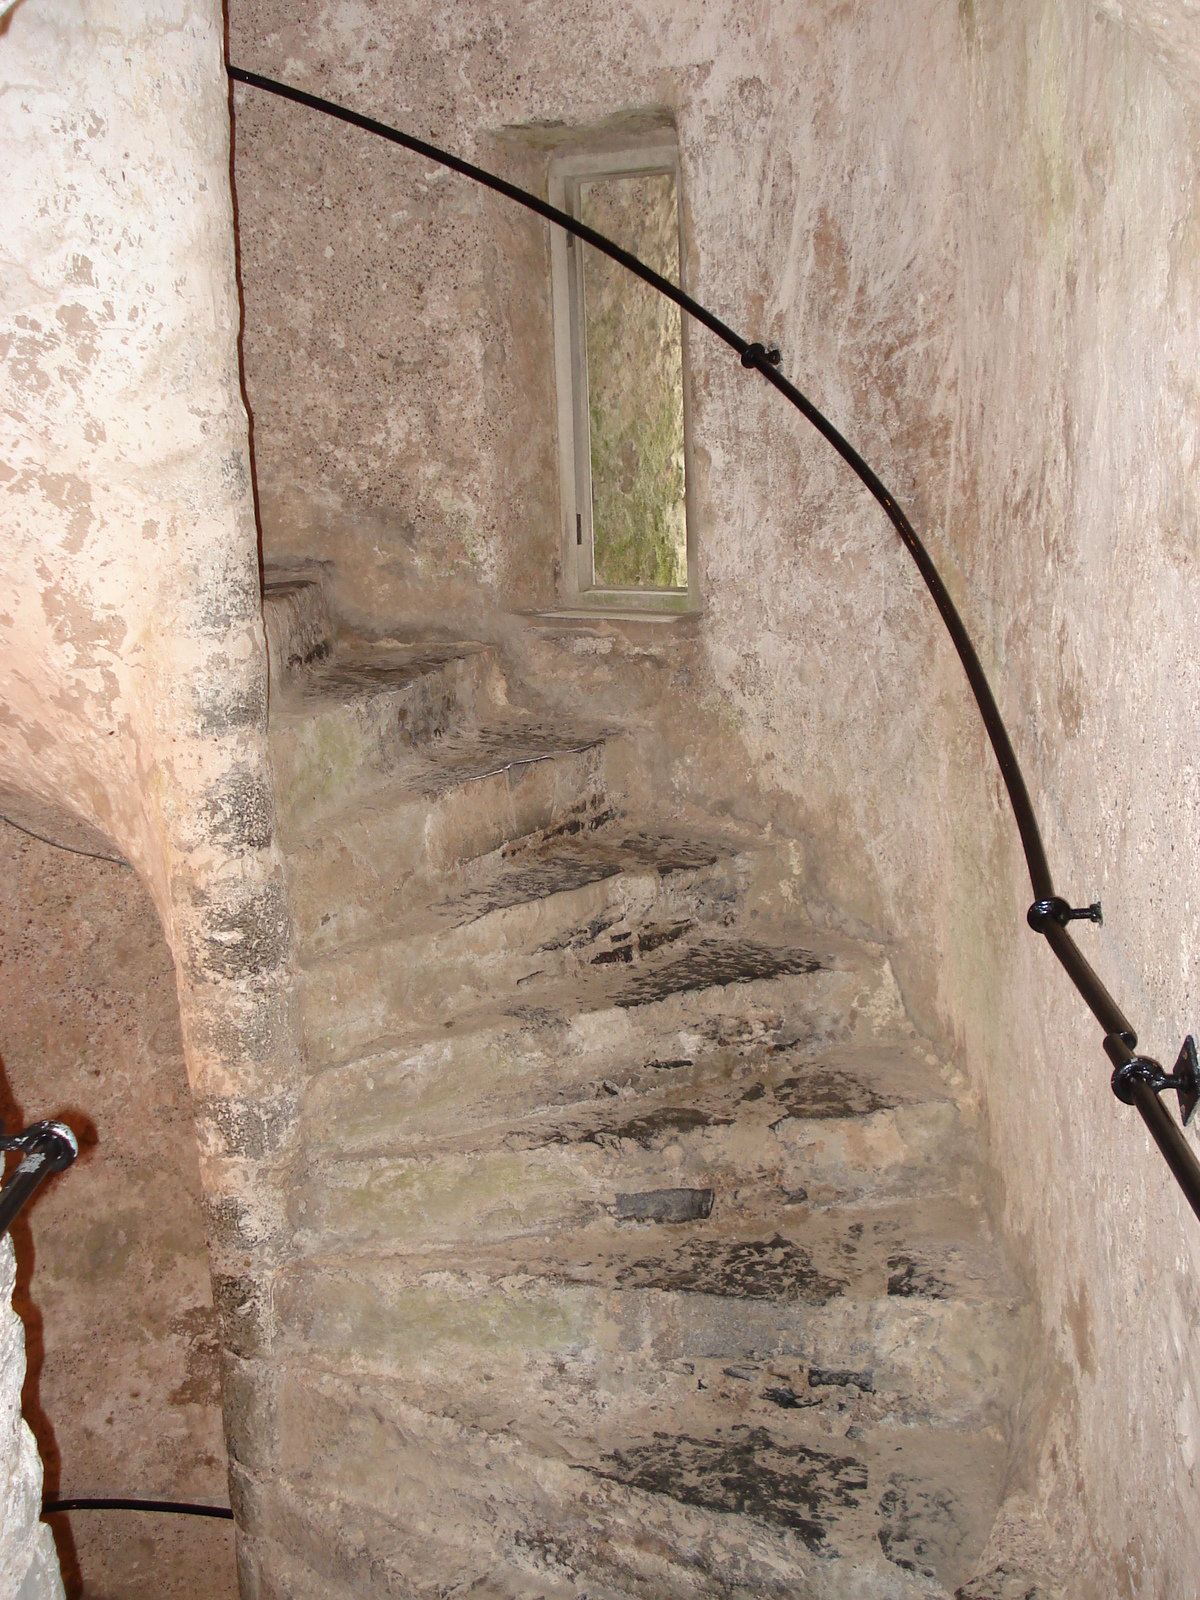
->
[[256, 1423, 974, 1598], [262, 569, 334, 683], [268, 639, 506, 827], [279, 705, 609, 783], [274, 1379, 1002, 1591], [277, 717, 612, 865], [281, 737, 618, 951], [300, 908, 904, 1066], [273, 1265, 1025, 1434], [408, 806, 772, 918], [294, 803, 812, 967], [303, 1033, 969, 1162], [294, 834, 748, 973], [269, 633, 491, 717], [292, 805, 750, 960], [300, 1056, 976, 1215], [289, 1190, 1013, 1303], [294, 1113, 978, 1235], [282, 1349, 1010, 1459]]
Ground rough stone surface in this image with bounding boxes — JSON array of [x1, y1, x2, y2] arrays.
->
[[228, 3, 1200, 1592], [5, 0, 1200, 1593], [1, 0, 303, 1589], [0, 1241, 63, 1600], [213, 573, 1042, 1595], [0, 807, 237, 1597]]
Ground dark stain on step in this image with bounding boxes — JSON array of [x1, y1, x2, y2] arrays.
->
[[451, 826, 719, 922], [596, 1426, 866, 1548], [809, 1367, 874, 1392], [518, 1101, 730, 1151], [584, 1105, 732, 1146], [954, 1564, 1042, 1599], [636, 921, 692, 954], [616, 1233, 846, 1301], [614, 1187, 714, 1223], [592, 943, 634, 965], [307, 644, 480, 694], [770, 1068, 895, 1122], [877, 1473, 964, 1580], [536, 914, 618, 955], [613, 942, 825, 1007], [887, 1254, 952, 1299], [763, 1385, 819, 1411], [504, 805, 618, 851]]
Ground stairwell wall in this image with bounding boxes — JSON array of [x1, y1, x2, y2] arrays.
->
[[1, 1, 304, 1588], [941, 4, 1200, 1592]]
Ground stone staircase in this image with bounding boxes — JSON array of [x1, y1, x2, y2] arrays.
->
[[255, 565, 1035, 1598]]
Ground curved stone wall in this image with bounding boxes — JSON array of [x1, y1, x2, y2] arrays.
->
[[1, 1, 304, 1588]]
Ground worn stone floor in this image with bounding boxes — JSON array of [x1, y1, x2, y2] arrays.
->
[[0, 792, 237, 1599], [231, 566, 1046, 1597]]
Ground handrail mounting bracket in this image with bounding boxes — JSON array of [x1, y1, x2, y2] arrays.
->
[[1110, 1034, 1200, 1128], [1028, 897, 1103, 931]]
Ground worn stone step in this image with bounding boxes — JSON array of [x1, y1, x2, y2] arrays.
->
[[303, 971, 948, 1137], [271, 1376, 999, 1596], [282, 731, 621, 954], [303, 1012, 971, 1188], [262, 565, 334, 685], [291, 791, 808, 962], [268, 637, 501, 826], [299, 905, 899, 1067], [291, 1181, 1009, 1324], [291, 1143, 990, 1267], [297, 843, 723, 1023], [249, 1384, 973, 1597], [274, 1256, 1024, 1438]]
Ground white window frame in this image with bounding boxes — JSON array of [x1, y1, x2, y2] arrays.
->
[[549, 137, 698, 614]]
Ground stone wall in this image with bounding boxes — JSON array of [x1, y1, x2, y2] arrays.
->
[[228, 1, 1200, 1592], [1, 1, 302, 1589], [949, 5, 1200, 1590], [0, 1243, 63, 1600]]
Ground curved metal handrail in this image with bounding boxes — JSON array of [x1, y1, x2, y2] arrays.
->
[[226, 64, 1200, 1222]]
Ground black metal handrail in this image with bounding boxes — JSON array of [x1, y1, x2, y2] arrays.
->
[[226, 64, 1200, 1222], [0, 1121, 78, 1236], [42, 1496, 232, 1520]]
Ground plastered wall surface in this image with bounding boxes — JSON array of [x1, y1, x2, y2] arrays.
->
[[0, 805, 237, 1597], [229, 1, 1200, 1592], [1, 1, 304, 1587], [948, 5, 1200, 1593]]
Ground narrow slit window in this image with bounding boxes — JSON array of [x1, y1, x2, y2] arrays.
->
[[550, 139, 694, 611]]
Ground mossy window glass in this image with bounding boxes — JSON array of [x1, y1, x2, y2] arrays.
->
[[578, 172, 685, 588], [552, 139, 693, 610]]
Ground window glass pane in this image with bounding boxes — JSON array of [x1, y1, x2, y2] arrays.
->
[[580, 172, 686, 589]]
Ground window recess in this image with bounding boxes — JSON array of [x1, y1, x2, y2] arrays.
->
[[549, 136, 696, 613]]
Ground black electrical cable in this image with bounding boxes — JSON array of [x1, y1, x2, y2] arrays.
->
[[0, 811, 131, 868], [42, 1497, 233, 1520]]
